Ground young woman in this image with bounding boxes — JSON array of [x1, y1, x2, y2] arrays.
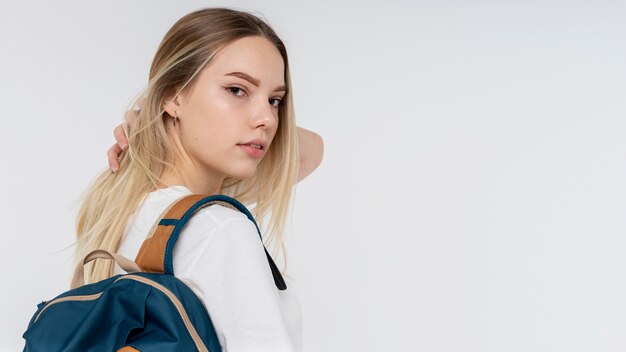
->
[[75, 8, 322, 351]]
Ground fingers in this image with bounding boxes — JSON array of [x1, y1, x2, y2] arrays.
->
[[136, 96, 146, 111], [111, 124, 129, 173], [114, 124, 129, 150], [108, 143, 122, 173], [124, 107, 139, 126], [111, 96, 145, 173]]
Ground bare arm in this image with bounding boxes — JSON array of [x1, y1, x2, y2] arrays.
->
[[295, 127, 324, 183]]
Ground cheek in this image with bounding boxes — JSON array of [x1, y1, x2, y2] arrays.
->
[[271, 116, 281, 138], [193, 88, 221, 113], [185, 90, 230, 131], [209, 92, 234, 113]]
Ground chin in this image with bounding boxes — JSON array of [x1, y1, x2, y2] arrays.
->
[[229, 167, 258, 181]]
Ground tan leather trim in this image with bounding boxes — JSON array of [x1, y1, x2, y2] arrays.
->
[[135, 194, 209, 273], [143, 195, 183, 241], [117, 347, 140, 352], [135, 194, 243, 274], [159, 194, 207, 220], [134, 224, 174, 273]]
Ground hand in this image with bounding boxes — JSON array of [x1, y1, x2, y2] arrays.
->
[[108, 105, 138, 173]]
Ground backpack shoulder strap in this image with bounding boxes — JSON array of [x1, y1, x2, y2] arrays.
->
[[134, 194, 287, 290]]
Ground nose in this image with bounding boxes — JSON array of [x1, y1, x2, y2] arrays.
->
[[252, 98, 279, 130]]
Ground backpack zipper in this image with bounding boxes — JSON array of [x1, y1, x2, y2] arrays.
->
[[34, 292, 103, 323], [32, 275, 210, 352]]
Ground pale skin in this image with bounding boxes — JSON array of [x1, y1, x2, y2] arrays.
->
[[107, 37, 323, 188]]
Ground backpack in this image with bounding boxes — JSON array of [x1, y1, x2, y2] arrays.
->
[[22, 194, 287, 352]]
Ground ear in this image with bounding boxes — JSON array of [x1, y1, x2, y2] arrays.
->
[[162, 88, 184, 118]]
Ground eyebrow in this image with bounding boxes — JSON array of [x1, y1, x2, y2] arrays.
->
[[225, 71, 286, 93]]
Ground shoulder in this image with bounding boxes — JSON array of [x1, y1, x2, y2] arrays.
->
[[186, 203, 254, 233], [175, 204, 261, 249], [172, 204, 269, 285]]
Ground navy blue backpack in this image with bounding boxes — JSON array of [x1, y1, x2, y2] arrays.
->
[[22, 194, 287, 352]]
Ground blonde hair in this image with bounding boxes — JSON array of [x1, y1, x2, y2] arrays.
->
[[75, 7, 298, 284]]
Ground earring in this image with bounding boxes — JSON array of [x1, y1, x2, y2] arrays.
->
[[173, 113, 178, 126]]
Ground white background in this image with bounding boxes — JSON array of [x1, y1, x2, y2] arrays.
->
[[1, 0, 625, 351]]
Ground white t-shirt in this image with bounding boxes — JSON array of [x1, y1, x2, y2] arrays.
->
[[114, 185, 302, 352]]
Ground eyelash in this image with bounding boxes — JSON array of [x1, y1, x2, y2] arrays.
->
[[226, 86, 283, 108]]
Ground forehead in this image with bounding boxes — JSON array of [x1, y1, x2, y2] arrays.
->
[[206, 36, 285, 86]]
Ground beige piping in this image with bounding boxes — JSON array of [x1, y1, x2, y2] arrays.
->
[[115, 275, 209, 352], [33, 275, 210, 352], [34, 292, 103, 323]]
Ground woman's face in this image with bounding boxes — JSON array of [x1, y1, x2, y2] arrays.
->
[[165, 36, 285, 188]]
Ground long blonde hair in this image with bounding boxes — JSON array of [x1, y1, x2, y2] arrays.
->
[[75, 8, 298, 284]]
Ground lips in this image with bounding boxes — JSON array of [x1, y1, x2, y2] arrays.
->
[[238, 139, 267, 150], [238, 144, 265, 158]]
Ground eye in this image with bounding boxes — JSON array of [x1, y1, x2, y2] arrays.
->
[[227, 86, 246, 97], [227, 86, 282, 109], [269, 98, 283, 109]]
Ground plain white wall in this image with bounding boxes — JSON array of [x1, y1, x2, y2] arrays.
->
[[1, 0, 625, 351]]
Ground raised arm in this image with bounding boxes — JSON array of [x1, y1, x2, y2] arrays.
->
[[295, 127, 324, 183], [108, 111, 323, 183]]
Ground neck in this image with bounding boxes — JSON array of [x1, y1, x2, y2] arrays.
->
[[158, 168, 223, 195], [157, 123, 225, 195]]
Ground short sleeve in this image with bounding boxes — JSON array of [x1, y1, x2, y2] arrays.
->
[[172, 207, 293, 352]]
